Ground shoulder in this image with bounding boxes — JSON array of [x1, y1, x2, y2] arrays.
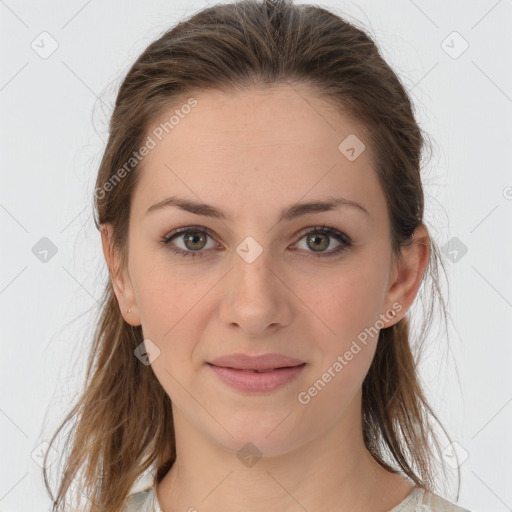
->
[[390, 487, 473, 512], [123, 483, 474, 512], [123, 487, 158, 512], [123, 469, 162, 512], [422, 490, 473, 512]]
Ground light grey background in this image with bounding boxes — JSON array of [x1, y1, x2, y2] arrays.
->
[[1, 1, 511, 511]]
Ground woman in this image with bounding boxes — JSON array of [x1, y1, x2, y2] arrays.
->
[[43, 0, 472, 510]]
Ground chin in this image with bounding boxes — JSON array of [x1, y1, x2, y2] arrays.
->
[[206, 413, 306, 460]]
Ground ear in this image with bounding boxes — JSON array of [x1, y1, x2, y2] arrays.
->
[[381, 223, 430, 327], [100, 223, 141, 326]]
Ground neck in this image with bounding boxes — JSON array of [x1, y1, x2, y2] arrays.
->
[[155, 392, 414, 512]]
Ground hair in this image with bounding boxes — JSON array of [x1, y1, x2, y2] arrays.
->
[[43, 0, 459, 510]]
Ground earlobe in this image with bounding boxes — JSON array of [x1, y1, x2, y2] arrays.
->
[[382, 224, 430, 327]]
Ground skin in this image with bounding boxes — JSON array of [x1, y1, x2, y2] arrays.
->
[[101, 83, 429, 512]]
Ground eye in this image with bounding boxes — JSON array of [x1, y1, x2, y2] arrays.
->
[[160, 225, 352, 259], [161, 226, 219, 258], [293, 225, 352, 259]]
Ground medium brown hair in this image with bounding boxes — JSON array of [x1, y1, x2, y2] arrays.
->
[[43, 0, 458, 509]]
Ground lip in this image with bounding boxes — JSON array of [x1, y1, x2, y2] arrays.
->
[[207, 353, 306, 393], [208, 353, 305, 371]]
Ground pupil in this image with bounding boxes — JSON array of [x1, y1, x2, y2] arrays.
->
[[186, 232, 205, 250], [309, 234, 328, 251]]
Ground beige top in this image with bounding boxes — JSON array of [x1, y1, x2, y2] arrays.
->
[[123, 484, 472, 512]]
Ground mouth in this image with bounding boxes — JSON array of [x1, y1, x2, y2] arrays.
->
[[208, 364, 306, 372], [207, 362, 307, 393], [207, 353, 305, 371]]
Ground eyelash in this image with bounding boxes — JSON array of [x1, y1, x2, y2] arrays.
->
[[160, 225, 352, 260]]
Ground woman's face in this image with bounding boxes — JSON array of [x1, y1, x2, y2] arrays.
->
[[105, 83, 415, 456]]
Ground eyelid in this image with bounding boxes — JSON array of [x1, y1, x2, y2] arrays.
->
[[292, 225, 351, 245], [162, 225, 222, 250], [161, 224, 352, 258]]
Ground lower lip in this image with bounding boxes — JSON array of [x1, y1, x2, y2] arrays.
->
[[208, 363, 306, 393]]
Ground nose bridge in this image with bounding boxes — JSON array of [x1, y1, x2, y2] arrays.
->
[[233, 236, 278, 303], [220, 233, 290, 333]]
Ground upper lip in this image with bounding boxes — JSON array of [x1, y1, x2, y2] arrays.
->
[[208, 353, 305, 370]]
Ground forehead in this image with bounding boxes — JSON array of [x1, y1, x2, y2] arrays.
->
[[147, 83, 370, 157], [132, 83, 384, 221]]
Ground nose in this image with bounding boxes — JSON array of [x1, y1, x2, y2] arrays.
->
[[218, 244, 292, 337]]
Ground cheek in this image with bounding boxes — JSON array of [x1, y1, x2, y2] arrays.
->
[[136, 272, 203, 341], [131, 262, 206, 399], [297, 268, 387, 414], [299, 260, 390, 404], [307, 262, 389, 347], [129, 247, 190, 337]]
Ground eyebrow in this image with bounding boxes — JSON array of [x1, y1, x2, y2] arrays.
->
[[145, 195, 368, 222]]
